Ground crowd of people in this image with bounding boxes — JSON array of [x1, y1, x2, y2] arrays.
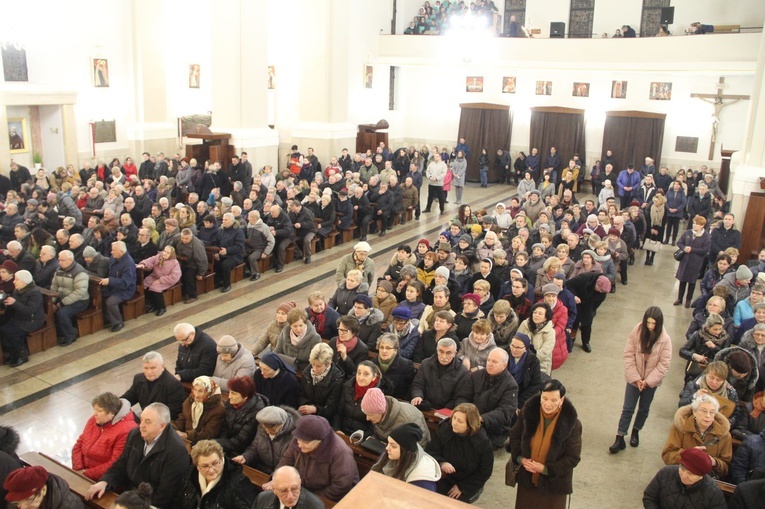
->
[[404, 0, 501, 35], [1, 137, 764, 508]]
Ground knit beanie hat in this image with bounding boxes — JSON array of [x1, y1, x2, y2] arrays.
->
[[360, 388, 388, 415], [581, 249, 597, 260], [437, 243, 451, 253], [417, 239, 431, 249], [531, 243, 544, 252], [459, 234, 473, 244], [435, 266, 450, 279], [216, 335, 238, 354], [15, 270, 33, 285], [256, 406, 289, 426], [354, 294, 373, 308], [354, 241, 372, 253], [277, 300, 297, 314], [608, 228, 621, 237], [736, 265, 753, 281], [389, 423, 423, 453], [293, 415, 332, 441], [1, 260, 18, 274], [470, 224, 482, 234], [227, 376, 255, 399], [680, 448, 713, 476], [391, 307, 412, 320], [165, 218, 179, 228], [439, 231, 452, 240], [595, 275, 612, 293], [542, 283, 560, 295], [462, 293, 481, 307], [377, 280, 393, 293]]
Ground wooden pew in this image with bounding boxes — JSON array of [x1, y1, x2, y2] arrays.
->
[[713, 25, 741, 33], [20, 451, 117, 508], [27, 288, 58, 354], [76, 276, 105, 336], [716, 480, 736, 498], [240, 465, 337, 508], [335, 431, 378, 477], [120, 270, 145, 321]]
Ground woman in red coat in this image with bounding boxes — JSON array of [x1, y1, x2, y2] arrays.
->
[[72, 392, 138, 480]]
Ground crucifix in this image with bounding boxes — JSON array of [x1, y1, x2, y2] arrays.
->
[[691, 76, 750, 160]]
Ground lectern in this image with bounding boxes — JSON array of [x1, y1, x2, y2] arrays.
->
[[184, 124, 235, 165], [356, 119, 389, 155]]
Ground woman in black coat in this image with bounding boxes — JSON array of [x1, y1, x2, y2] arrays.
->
[[330, 314, 372, 378], [315, 195, 336, 240], [507, 333, 547, 415], [336, 361, 382, 434], [371, 333, 416, 400], [0, 272, 44, 366], [674, 215, 712, 308], [566, 271, 611, 352], [298, 343, 345, 423], [178, 440, 257, 509], [425, 403, 494, 503], [215, 376, 269, 456], [508, 380, 583, 509]]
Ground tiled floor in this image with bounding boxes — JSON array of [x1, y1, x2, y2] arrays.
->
[[1, 184, 695, 508]]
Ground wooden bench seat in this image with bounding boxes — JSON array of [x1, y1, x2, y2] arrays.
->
[[76, 277, 105, 336], [27, 290, 58, 354], [21, 451, 116, 508], [162, 283, 183, 307], [231, 263, 246, 284], [713, 24, 741, 33]]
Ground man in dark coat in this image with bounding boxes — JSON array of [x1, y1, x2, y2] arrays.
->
[[265, 204, 295, 273], [215, 213, 245, 292], [709, 212, 742, 264], [288, 200, 316, 264], [6, 241, 35, 273], [0, 270, 43, 366], [254, 466, 325, 509], [566, 272, 610, 353], [175, 228, 208, 303], [545, 147, 562, 183], [8, 162, 31, 192], [173, 322, 218, 383], [410, 337, 471, 410], [88, 403, 190, 509], [469, 348, 518, 448], [370, 182, 394, 236], [729, 470, 765, 509], [100, 241, 136, 332], [120, 352, 186, 420]]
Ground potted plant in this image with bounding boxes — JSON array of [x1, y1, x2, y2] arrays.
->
[[33, 152, 42, 170]]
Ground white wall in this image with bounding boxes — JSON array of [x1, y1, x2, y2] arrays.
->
[[38, 105, 65, 170]]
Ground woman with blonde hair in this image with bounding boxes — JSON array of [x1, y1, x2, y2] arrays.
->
[[645, 194, 667, 266]]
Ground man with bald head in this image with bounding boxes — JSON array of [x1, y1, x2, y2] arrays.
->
[[468, 346, 518, 448], [265, 204, 295, 274], [51, 249, 90, 345], [255, 466, 325, 509], [99, 241, 136, 332]]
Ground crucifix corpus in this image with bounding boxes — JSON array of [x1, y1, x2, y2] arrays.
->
[[691, 76, 750, 160]]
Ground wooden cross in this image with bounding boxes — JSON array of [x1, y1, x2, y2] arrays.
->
[[691, 76, 750, 160]]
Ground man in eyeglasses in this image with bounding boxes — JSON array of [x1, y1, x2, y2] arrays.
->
[[172, 322, 217, 382], [255, 466, 325, 509]]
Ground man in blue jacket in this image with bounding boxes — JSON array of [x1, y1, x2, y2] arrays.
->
[[215, 213, 245, 292], [100, 240, 136, 332], [616, 164, 642, 209]]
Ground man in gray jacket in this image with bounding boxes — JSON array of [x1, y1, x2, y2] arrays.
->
[[245, 210, 274, 281], [176, 228, 208, 304], [50, 250, 91, 346], [424, 153, 447, 215]]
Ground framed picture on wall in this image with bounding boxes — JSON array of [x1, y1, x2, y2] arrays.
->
[[189, 64, 200, 88], [611, 80, 627, 99], [502, 76, 516, 93], [364, 65, 373, 89], [8, 118, 28, 154], [268, 66, 276, 89], [572, 82, 589, 97], [649, 82, 672, 100], [535, 81, 552, 95], [92, 58, 109, 87], [466, 76, 484, 92]]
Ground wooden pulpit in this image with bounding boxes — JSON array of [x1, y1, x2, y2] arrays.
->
[[184, 124, 235, 165], [356, 119, 389, 154]]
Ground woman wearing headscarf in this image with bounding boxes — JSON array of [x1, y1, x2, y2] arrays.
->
[[679, 361, 740, 428], [254, 353, 299, 408], [372, 423, 441, 491], [231, 406, 300, 474], [215, 376, 268, 456], [644, 194, 667, 266], [173, 376, 226, 445], [680, 313, 730, 383], [178, 440, 257, 509], [298, 343, 345, 422], [136, 245, 181, 317], [508, 380, 583, 508], [609, 307, 672, 454]]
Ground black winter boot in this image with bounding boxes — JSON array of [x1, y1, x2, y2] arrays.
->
[[609, 435, 626, 454]]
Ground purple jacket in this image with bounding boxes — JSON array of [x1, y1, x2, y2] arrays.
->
[[140, 253, 181, 292]]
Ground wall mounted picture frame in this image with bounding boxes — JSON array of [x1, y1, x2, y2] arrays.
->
[[364, 65, 373, 89], [572, 82, 590, 97], [611, 80, 627, 99], [649, 82, 672, 100], [502, 76, 516, 93], [535, 81, 552, 95], [2, 43, 28, 82], [92, 58, 109, 87], [189, 64, 200, 88], [466, 76, 484, 92], [8, 118, 28, 154], [675, 136, 699, 154]]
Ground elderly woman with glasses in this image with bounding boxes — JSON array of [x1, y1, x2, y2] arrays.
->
[[298, 343, 345, 421], [372, 333, 416, 400], [662, 393, 733, 479], [178, 439, 257, 509], [173, 376, 226, 445]]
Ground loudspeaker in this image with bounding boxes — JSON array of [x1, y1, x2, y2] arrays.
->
[[550, 22, 565, 38], [660, 7, 675, 25]]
